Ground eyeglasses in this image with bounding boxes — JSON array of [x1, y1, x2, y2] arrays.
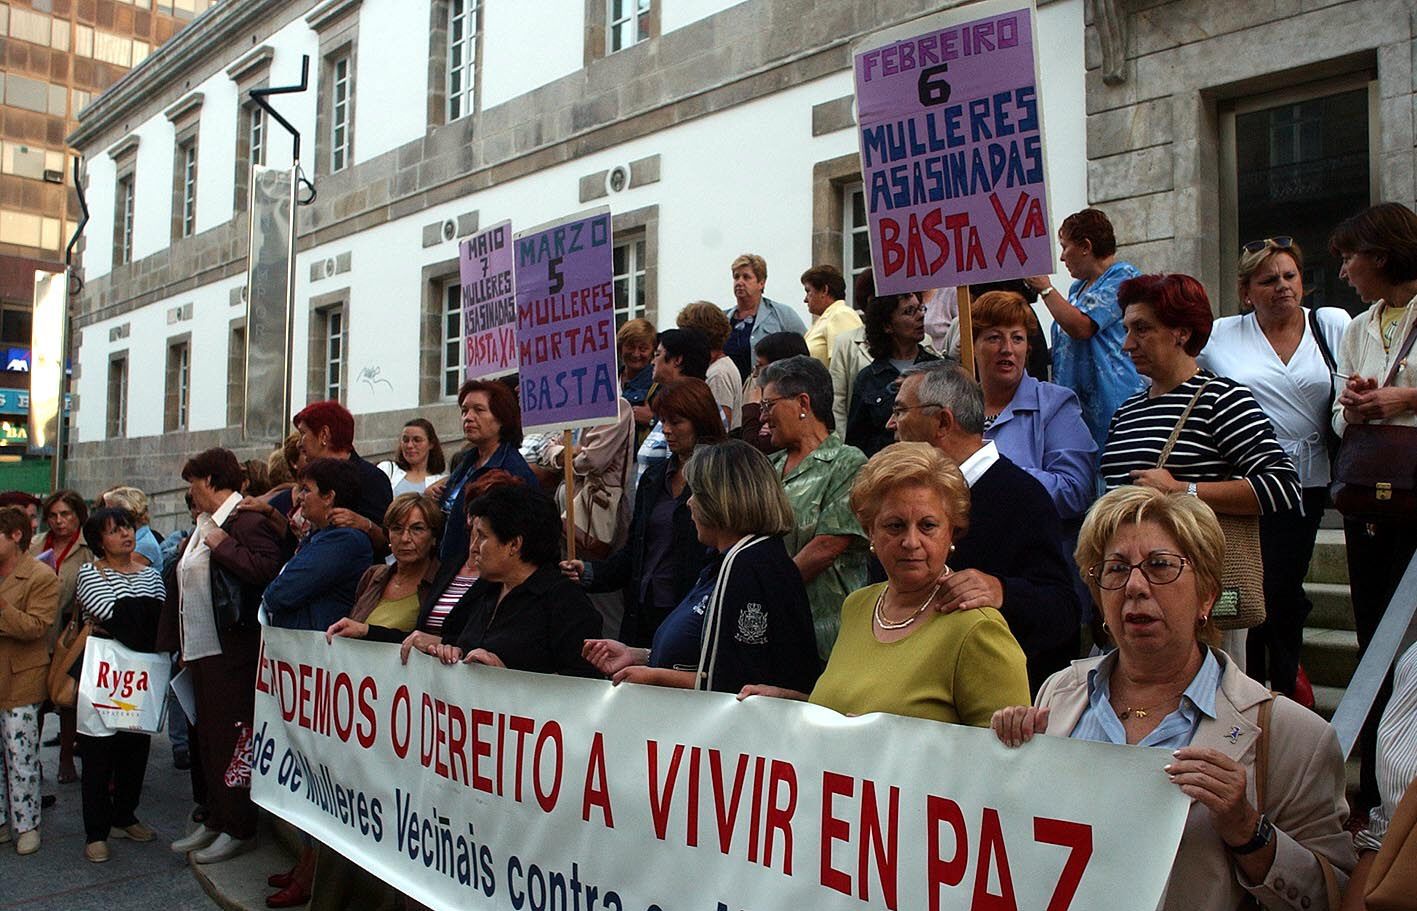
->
[[760, 396, 793, 411], [1241, 236, 1294, 254], [1088, 553, 1190, 590], [889, 402, 942, 420], [387, 523, 431, 538], [896, 305, 924, 318]]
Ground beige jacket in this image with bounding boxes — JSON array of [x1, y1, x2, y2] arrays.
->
[[0, 554, 60, 709], [1037, 650, 1355, 911], [1332, 295, 1417, 435], [28, 535, 93, 646]]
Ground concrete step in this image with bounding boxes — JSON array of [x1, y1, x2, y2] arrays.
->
[[1306, 529, 1348, 586], [1303, 627, 1360, 689], [190, 815, 301, 911], [1312, 684, 1344, 721], [1306, 582, 1356, 631]]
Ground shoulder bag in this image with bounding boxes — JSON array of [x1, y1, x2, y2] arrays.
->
[[46, 611, 91, 708], [1156, 380, 1265, 630], [1331, 316, 1417, 524], [1365, 776, 1417, 910]]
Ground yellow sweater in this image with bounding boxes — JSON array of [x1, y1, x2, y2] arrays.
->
[[808, 583, 1031, 726]]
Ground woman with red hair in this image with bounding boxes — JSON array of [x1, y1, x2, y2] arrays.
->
[[1098, 273, 1300, 669]]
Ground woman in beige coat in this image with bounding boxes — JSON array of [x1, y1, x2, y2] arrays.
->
[[0, 506, 59, 856], [992, 486, 1354, 910], [29, 489, 90, 784]]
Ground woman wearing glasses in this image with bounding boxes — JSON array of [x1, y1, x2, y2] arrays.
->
[[1196, 238, 1349, 700], [991, 486, 1353, 911], [324, 493, 444, 643], [845, 269, 940, 458]]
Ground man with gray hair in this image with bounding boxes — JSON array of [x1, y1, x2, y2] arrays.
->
[[888, 359, 1080, 692]]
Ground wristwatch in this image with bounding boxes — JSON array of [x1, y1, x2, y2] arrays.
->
[[1038, 285, 1056, 298], [1228, 814, 1274, 855], [1186, 482, 1199, 497]]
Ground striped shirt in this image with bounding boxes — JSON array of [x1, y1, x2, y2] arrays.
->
[[1100, 370, 1301, 514], [74, 562, 167, 623], [425, 573, 477, 634], [1357, 642, 1417, 852]]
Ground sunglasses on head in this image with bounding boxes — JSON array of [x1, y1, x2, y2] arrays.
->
[[1242, 236, 1294, 254]]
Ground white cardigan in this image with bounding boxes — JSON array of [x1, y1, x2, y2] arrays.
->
[[1332, 294, 1417, 435], [376, 460, 446, 493]]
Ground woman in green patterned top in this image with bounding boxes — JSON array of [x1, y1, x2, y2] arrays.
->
[[758, 355, 868, 660]]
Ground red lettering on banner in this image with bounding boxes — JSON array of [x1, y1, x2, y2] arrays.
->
[[445, 698, 467, 783], [973, 807, 1019, 911], [356, 676, 378, 749], [532, 721, 563, 813], [509, 715, 534, 802], [298, 664, 313, 728], [255, 638, 270, 694], [927, 796, 968, 911], [580, 731, 614, 827], [763, 760, 798, 876], [390, 685, 411, 759], [820, 771, 854, 896], [470, 708, 494, 792], [746, 756, 767, 864], [710, 749, 751, 856], [647, 741, 686, 841], [859, 780, 899, 908], [686, 746, 701, 847], [1034, 817, 1093, 911], [277, 660, 297, 722], [333, 672, 354, 742]]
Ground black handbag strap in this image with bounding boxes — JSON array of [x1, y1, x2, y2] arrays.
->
[[1381, 307, 1417, 388]]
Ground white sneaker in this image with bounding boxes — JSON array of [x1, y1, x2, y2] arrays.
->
[[16, 829, 40, 855], [191, 833, 256, 864], [170, 825, 220, 854], [0, 824, 10, 844]]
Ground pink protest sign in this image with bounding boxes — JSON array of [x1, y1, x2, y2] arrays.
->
[[459, 219, 517, 379], [854, 0, 1054, 295]]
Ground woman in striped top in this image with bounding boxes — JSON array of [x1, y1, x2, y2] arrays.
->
[[1099, 274, 1301, 669], [73, 507, 167, 864]]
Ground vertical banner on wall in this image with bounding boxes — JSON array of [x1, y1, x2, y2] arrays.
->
[[854, 0, 1054, 295], [513, 207, 619, 434], [460, 220, 518, 380], [244, 165, 298, 441], [28, 269, 66, 453]]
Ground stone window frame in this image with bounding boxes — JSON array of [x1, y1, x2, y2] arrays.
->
[[165, 93, 203, 242], [307, 287, 350, 405], [110, 136, 139, 267], [164, 332, 192, 432], [308, 0, 361, 179], [811, 152, 864, 285], [583, 0, 659, 67], [427, 0, 483, 129], [611, 205, 659, 326], [106, 350, 129, 438], [228, 45, 274, 213], [227, 317, 247, 427], [418, 256, 462, 405]]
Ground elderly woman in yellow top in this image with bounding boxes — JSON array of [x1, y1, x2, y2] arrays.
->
[[991, 486, 1354, 910], [742, 442, 1029, 725]]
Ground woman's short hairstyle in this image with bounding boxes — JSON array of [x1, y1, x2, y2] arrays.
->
[[395, 418, 447, 474], [1329, 202, 1417, 284], [801, 265, 847, 300], [681, 440, 794, 538], [0, 505, 33, 551], [458, 379, 523, 447], [1060, 208, 1118, 259], [755, 331, 810, 365], [652, 379, 728, 444], [731, 253, 767, 283], [0, 491, 40, 511], [102, 486, 150, 526], [467, 484, 561, 567], [656, 328, 711, 380], [82, 506, 135, 557], [760, 355, 834, 430], [1075, 485, 1225, 646], [617, 318, 657, 353], [384, 492, 445, 541], [293, 400, 355, 452], [268, 439, 296, 485], [243, 460, 273, 497], [297, 457, 363, 511], [849, 442, 970, 536], [1117, 273, 1214, 356], [41, 489, 88, 531], [181, 447, 247, 493], [1237, 241, 1305, 306], [676, 302, 733, 351], [970, 290, 1040, 337]]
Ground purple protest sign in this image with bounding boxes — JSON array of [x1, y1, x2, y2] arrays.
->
[[459, 220, 517, 379], [513, 207, 619, 434], [854, 0, 1053, 295]]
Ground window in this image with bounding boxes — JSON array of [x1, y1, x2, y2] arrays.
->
[[330, 55, 352, 173], [1, 306, 32, 347], [608, 0, 651, 53], [842, 183, 870, 306], [447, 0, 479, 121], [227, 323, 246, 427], [179, 141, 197, 237], [250, 105, 266, 167], [114, 175, 135, 265], [165, 341, 191, 432], [441, 279, 464, 397], [612, 237, 646, 328], [107, 355, 128, 438], [309, 304, 348, 403]]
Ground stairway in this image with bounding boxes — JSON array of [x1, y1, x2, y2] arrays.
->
[[1302, 527, 1357, 721]]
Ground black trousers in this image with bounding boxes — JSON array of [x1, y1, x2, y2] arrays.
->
[[1344, 517, 1417, 812], [1248, 487, 1327, 695], [77, 731, 151, 843]]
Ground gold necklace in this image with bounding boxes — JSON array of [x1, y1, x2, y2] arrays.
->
[[1112, 692, 1183, 721], [873, 579, 945, 631]]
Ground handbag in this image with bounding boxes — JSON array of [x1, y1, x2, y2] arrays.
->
[[46, 612, 91, 708], [1331, 315, 1417, 524], [1156, 379, 1265, 630], [1366, 778, 1417, 911], [224, 722, 254, 790]]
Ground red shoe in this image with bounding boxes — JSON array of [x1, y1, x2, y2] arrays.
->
[[1294, 665, 1316, 710], [267, 869, 295, 889], [266, 881, 310, 908]]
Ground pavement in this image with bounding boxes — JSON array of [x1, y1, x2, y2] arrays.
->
[[2, 726, 211, 911]]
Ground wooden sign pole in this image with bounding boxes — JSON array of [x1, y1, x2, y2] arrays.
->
[[562, 429, 577, 562], [956, 286, 975, 378]]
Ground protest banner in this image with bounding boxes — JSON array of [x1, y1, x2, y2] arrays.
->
[[461, 220, 519, 380], [513, 208, 620, 434], [854, 0, 1054, 296], [253, 627, 1189, 911]]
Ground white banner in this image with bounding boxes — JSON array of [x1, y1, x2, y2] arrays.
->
[[253, 627, 1188, 911]]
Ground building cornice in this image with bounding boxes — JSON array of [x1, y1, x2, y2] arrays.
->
[[305, 0, 363, 33], [226, 44, 275, 83], [163, 92, 205, 124], [108, 134, 141, 161]]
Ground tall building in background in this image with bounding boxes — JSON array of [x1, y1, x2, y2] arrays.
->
[[0, 0, 214, 490]]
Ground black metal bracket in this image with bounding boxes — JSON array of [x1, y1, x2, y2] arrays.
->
[[65, 155, 89, 295], [251, 54, 317, 205]]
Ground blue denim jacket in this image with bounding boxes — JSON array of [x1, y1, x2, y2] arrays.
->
[[261, 526, 371, 631]]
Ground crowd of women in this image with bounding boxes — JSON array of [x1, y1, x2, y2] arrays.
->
[[0, 202, 1415, 911]]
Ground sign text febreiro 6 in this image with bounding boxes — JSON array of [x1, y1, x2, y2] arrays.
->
[[513, 208, 620, 434], [854, 0, 1054, 295], [251, 627, 1189, 911]]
